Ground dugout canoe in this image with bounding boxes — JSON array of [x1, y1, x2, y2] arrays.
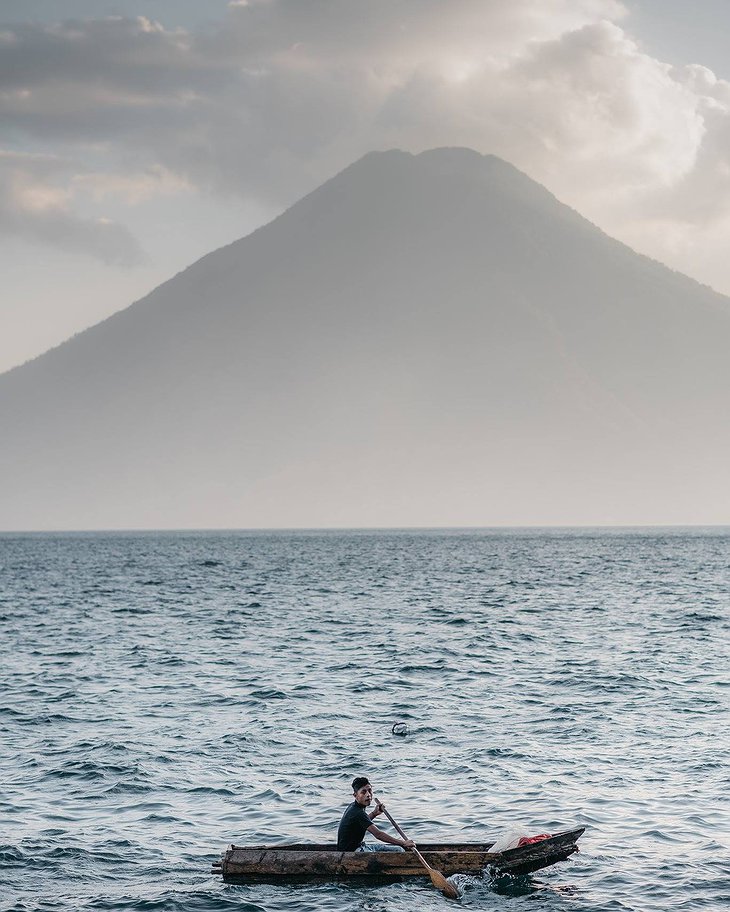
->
[[212, 827, 584, 881]]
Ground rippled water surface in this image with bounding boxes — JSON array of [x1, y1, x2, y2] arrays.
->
[[1, 529, 728, 911]]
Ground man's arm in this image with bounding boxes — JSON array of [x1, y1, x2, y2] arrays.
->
[[367, 823, 415, 848]]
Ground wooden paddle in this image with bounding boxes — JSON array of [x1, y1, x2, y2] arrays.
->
[[375, 799, 459, 900]]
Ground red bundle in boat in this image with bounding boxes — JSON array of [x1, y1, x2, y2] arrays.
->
[[517, 834, 551, 846]]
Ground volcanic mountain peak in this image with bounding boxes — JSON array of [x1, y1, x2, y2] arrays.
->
[[1, 148, 729, 529]]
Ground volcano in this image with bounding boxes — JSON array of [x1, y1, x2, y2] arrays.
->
[[1, 148, 729, 529]]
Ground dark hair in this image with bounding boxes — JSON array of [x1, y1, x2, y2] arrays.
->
[[351, 776, 370, 792]]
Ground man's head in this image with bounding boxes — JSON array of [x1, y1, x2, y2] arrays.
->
[[351, 776, 373, 806]]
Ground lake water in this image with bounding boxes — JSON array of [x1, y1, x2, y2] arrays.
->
[[1, 528, 728, 911]]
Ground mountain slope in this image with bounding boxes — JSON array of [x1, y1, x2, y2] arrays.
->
[[1, 147, 729, 529]]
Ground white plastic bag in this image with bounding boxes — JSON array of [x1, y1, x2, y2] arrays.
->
[[489, 826, 529, 853]]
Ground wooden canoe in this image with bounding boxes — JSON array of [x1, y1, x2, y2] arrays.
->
[[212, 827, 584, 881]]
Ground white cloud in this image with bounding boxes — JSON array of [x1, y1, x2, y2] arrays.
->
[[2, 1, 730, 288], [0, 150, 145, 265], [71, 165, 190, 205]]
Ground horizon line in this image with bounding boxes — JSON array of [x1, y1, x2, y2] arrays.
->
[[1, 523, 729, 535]]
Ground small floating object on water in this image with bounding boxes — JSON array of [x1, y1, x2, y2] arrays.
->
[[392, 722, 409, 736]]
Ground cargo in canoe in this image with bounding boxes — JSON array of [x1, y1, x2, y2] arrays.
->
[[212, 827, 584, 881]]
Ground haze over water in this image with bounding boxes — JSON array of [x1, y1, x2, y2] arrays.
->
[[1, 528, 727, 911]]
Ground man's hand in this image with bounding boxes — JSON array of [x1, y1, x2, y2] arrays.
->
[[371, 800, 385, 818], [402, 838, 415, 849]]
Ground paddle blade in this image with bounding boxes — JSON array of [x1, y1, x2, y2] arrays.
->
[[429, 868, 459, 899]]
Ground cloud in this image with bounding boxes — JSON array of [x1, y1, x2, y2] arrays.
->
[[0, 151, 145, 265], [71, 165, 190, 205], [2, 1, 730, 283]]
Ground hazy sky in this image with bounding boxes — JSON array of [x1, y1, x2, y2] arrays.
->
[[3, 0, 730, 374]]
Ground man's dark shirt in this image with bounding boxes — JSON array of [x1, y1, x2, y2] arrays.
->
[[337, 801, 372, 851]]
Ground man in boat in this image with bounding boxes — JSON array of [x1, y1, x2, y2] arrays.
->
[[337, 776, 415, 852]]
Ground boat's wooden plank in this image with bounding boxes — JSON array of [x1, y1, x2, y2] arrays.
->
[[498, 828, 584, 862], [223, 849, 496, 877], [497, 847, 578, 877]]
